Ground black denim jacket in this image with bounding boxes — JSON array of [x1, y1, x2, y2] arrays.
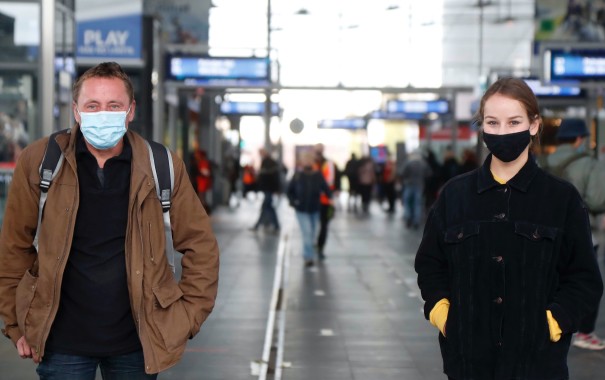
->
[[415, 154, 603, 380]]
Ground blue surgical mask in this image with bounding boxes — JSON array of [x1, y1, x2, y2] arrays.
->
[[78, 107, 130, 150]]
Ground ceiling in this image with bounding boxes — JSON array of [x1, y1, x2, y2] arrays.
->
[[208, 0, 537, 89]]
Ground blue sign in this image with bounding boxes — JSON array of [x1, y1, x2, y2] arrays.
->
[[523, 78, 582, 97], [220, 101, 280, 116], [370, 111, 427, 120], [386, 100, 449, 114], [167, 56, 270, 86], [318, 119, 366, 130], [76, 14, 142, 61], [546, 49, 605, 81]]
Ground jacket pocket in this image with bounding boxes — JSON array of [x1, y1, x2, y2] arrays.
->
[[514, 222, 557, 242], [444, 222, 480, 244], [15, 269, 38, 335], [151, 280, 191, 351]]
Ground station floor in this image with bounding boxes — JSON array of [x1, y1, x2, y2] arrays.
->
[[1, 193, 605, 379]]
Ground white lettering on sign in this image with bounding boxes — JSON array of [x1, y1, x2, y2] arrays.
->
[[83, 30, 130, 47]]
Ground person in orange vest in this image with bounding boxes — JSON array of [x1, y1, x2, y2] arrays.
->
[[191, 148, 213, 215], [241, 162, 257, 199], [314, 143, 336, 260]]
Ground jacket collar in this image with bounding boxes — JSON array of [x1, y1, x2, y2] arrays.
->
[[477, 153, 539, 194]]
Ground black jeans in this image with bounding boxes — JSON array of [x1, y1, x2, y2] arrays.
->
[[317, 203, 331, 250]]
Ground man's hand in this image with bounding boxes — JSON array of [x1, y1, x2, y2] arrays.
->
[[17, 336, 41, 363]]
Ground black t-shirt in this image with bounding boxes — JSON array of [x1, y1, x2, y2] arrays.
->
[[46, 133, 141, 356]]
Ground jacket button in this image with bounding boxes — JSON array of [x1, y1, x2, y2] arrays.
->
[[494, 213, 505, 220], [457, 232, 464, 239], [532, 231, 540, 239], [494, 297, 503, 304], [493, 256, 503, 263]]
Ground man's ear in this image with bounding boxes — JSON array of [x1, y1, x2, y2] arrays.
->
[[72, 102, 80, 123], [127, 102, 136, 123]]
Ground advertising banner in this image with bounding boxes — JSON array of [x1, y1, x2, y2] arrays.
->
[[76, 0, 143, 65]]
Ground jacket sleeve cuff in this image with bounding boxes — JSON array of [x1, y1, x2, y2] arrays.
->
[[1, 324, 21, 346], [548, 303, 573, 334], [423, 292, 450, 320]]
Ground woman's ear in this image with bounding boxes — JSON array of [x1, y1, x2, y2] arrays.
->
[[530, 116, 541, 136]]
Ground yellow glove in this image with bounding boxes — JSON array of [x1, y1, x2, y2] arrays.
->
[[429, 298, 450, 337], [546, 310, 562, 342]]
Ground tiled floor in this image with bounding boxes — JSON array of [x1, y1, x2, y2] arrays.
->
[[1, 194, 604, 379]]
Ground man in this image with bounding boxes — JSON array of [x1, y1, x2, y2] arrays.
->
[[251, 147, 281, 232], [344, 153, 360, 212], [400, 149, 432, 229], [544, 118, 605, 350], [314, 143, 336, 258], [0, 62, 220, 378]]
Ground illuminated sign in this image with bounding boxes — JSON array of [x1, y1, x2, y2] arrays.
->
[[220, 101, 280, 116], [167, 56, 270, 86], [523, 78, 582, 97], [544, 48, 605, 82], [386, 100, 449, 114], [317, 118, 366, 130]]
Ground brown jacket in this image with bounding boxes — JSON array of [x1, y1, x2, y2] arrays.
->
[[0, 128, 219, 374]]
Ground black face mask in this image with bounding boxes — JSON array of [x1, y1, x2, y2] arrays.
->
[[482, 129, 530, 162]]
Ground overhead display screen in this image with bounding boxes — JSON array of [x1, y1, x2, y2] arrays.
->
[[544, 49, 605, 82], [386, 100, 449, 114], [317, 118, 366, 130], [167, 56, 270, 86], [523, 78, 583, 97], [220, 101, 280, 116]]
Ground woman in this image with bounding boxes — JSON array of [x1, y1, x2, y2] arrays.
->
[[287, 151, 331, 267], [415, 78, 603, 380]]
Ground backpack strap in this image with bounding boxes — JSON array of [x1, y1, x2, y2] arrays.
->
[[145, 140, 176, 273], [34, 129, 69, 251]]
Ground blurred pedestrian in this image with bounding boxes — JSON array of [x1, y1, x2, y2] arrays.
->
[[190, 147, 213, 215], [357, 155, 376, 214], [287, 151, 331, 267], [314, 143, 336, 259], [423, 149, 442, 210], [250, 148, 281, 232], [381, 152, 397, 214], [459, 148, 479, 174], [415, 77, 603, 380], [241, 162, 257, 199], [400, 150, 432, 229], [344, 153, 360, 212], [543, 117, 605, 350], [441, 145, 460, 184]]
